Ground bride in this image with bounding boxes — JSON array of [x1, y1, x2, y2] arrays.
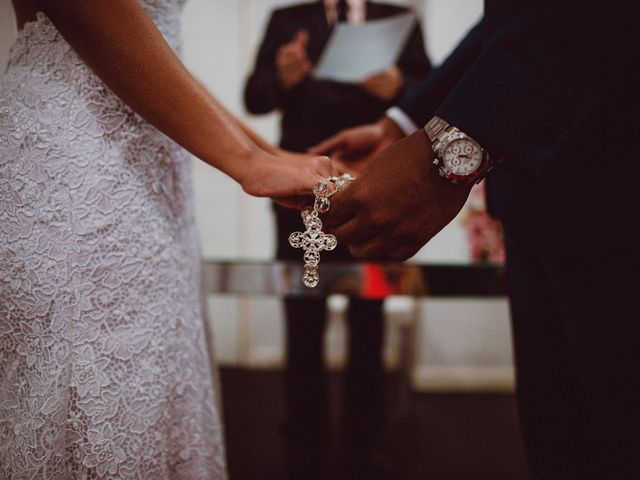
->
[[0, 0, 338, 478]]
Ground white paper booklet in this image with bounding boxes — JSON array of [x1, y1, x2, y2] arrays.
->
[[313, 13, 416, 83]]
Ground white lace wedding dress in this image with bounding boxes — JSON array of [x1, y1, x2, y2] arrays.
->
[[0, 1, 226, 478]]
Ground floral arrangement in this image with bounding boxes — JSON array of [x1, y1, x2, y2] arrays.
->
[[461, 181, 505, 264]]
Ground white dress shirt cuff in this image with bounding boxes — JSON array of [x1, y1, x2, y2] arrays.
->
[[386, 107, 419, 136]]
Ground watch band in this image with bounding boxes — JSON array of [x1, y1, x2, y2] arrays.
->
[[424, 116, 456, 157], [424, 116, 492, 185], [424, 116, 449, 142]]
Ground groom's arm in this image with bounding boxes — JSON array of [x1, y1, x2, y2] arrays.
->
[[311, 22, 483, 162], [432, 2, 638, 171], [391, 21, 483, 131], [324, 1, 639, 260]]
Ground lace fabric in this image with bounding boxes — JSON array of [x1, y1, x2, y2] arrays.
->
[[0, 3, 226, 479]]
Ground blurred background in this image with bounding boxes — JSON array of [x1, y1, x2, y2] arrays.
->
[[0, 1, 528, 478], [181, 0, 513, 403]]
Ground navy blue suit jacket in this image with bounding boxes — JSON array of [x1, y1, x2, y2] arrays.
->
[[399, 1, 640, 253]]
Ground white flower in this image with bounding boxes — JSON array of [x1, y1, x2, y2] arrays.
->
[[70, 346, 110, 398], [83, 424, 127, 477]]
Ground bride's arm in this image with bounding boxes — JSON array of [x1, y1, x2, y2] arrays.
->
[[32, 0, 335, 197], [190, 73, 284, 156]]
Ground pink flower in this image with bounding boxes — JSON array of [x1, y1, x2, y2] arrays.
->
[[462, 182, 505, 264]]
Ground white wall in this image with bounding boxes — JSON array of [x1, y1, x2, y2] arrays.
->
[[0, 0, 514, 391]]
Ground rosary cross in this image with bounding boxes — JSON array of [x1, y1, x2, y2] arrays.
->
[[289, 174, 354, 288]]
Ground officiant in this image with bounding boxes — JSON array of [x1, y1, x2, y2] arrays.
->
[[243, 1, 430, 478]]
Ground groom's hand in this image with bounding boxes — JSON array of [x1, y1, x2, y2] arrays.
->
[[324, 129, 472, 261], [309, 117, 404, 175]]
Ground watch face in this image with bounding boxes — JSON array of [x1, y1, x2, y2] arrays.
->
[[442, 138, 483, 176]]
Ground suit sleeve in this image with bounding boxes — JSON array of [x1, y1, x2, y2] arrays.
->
[[243, 11, 283, 114], [397, 22, 483, 127], [434, 2, 639, 171]]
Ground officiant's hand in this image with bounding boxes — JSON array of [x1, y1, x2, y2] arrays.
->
[[309, 117, 404, 174], [361, 66, 404, 101], [276, 30, 312, 90], [324, 129, 471, 260]]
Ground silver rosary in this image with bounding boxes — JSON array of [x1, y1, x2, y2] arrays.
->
[[289, 174, 354, 288]]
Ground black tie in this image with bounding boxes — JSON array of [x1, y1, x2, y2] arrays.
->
[[337, 0, 349, 23]]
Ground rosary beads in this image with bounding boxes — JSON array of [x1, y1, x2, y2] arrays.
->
[[289, 174, 354, 288]]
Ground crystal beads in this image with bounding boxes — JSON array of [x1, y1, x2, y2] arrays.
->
[[289, 174, 354, 288]]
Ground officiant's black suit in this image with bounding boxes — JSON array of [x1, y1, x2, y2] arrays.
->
[[395, 1, 640, 478], [244, 1, 430, 151], [243, 2, 430, 477]]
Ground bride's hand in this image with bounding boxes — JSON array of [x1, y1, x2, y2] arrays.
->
[[239, 150, 341, 208]]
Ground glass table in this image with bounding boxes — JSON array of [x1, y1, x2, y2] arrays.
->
[[202, 259, 510, 412], [202, 260, 506, 298]]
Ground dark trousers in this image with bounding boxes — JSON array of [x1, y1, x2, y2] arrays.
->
[[283, 297, 385, 477], [276, 206, 386, 478], [505, 234, 640, 479]]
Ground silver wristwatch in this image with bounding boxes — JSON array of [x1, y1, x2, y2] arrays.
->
[[424, 116, 491, 185]]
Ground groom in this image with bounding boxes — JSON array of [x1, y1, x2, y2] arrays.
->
[[316, 2, 640, 479]]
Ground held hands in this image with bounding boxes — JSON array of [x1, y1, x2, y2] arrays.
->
[[309, 116, 405, 174], [239, 148, 340, 209], [276, 30, 312, 90], [324, 130, 472, 260], [361, 66, 404, 101]]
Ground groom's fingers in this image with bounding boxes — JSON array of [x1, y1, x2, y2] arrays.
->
[[331, 216, 378, 244], [324, 189, 357, 229], [348, 239, 390, 260]]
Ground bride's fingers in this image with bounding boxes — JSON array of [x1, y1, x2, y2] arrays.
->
[[314, 155, 340, 177], [274, 154, 346, 198], [296, 155, 341, 195]]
